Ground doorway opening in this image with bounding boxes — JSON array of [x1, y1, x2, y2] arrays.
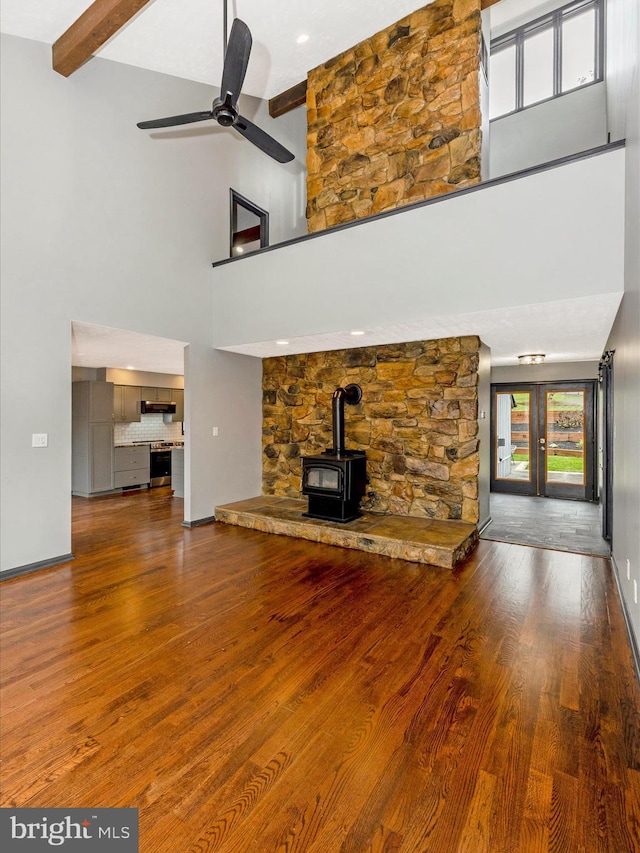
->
[[70, 321, 187, 541], [230, 190, 269, 257]]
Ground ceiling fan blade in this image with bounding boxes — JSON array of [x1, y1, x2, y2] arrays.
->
[[137, 111, 214, 129], [220, 19, 252, 108], [234, 114, 295, 163]]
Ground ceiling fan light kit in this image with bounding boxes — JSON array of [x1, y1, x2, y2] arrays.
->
[[518, 354, 546, 365], [137, 18, 295, 164]]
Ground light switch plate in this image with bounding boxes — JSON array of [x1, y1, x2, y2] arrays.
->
[[32, 433, 48, 447]]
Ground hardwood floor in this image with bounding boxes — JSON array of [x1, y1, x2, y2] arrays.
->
[[1, 487, 639, 852]]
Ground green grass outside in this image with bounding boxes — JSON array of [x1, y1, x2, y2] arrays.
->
[[511, 392, 584, 410], [513, 454, 584, 472]]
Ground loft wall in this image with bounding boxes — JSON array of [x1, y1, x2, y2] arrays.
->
[[489, 83, 608, 177], [305, 0, 483, 231], [262, 337, 481, 523], [212, 148, 624, 351]]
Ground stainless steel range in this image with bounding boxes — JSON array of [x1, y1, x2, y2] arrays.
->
[[149, 441, 184, 487]]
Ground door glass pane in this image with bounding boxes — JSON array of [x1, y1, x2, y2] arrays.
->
[[545, 390, 585, 485], [490, 44, 516, 118], [562, 7, 596, 92], [523, 26, 554, 106], [495, 392, 531, 481]]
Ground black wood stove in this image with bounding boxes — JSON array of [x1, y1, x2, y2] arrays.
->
[[302, 383, 366, 523]]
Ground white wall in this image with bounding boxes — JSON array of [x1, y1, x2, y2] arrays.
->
[[0, 34, 305, 572], [211, 148, 625, 349], [184, 347, 262, 522], [489, 83, 608, 177], [604, 0, 640, 651], [478, 343, 492, 529], [491, 361, 599, 383]]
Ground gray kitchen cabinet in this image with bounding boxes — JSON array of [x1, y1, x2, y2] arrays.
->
[[91, 424, 116, 492], [72, 381, 115, 496], [141, 386, 174, 403], [114, 445, 150, 489], [113, 385, 141, 422], [171, 447, 184, 497], [163, 388, 184, 423]]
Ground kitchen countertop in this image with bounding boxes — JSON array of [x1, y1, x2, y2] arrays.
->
[[114, 442, 185, 448]]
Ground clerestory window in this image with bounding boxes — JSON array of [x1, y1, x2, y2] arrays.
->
[[489, 0, 604, 120]]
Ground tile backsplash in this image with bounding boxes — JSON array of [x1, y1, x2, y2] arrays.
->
[[114, 414, 183, 444]]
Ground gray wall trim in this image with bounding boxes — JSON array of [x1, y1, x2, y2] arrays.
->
[[212, 140, 625, 269], [478, 517, 493, 535], [182, 516, 216, 528], [611, 554, 640, 687], [0, 554, 75, 582]]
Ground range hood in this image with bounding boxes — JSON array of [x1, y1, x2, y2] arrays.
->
[[141, 400, 177, 415]]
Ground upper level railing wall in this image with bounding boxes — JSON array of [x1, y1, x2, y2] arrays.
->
[[211, 144, 625, 353]]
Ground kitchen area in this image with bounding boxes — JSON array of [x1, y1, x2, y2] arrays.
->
[[71, 370, 185, 500]]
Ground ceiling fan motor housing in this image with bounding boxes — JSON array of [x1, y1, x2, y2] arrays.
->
[[216, 108, 236, 127]]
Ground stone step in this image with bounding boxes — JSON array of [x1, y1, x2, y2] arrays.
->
[[215, 496, 478, 569]]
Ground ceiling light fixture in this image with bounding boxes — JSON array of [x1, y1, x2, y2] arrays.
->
[[296, 34, 309, 44], [276, 340, 289, 346], [518, 353, 545, 365], [350, 330, 365, 336]]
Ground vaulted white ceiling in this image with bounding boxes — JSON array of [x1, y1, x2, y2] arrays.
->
[[1, 0, 545, 99], [1, 0, 436, 99]]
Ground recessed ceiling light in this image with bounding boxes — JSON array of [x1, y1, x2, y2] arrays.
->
[[276, 340, 289, 346], [126, 365, 135, 370], [350, 330, 365, 336], [235, 246, 244, 254], [296, 34, 309, 44]]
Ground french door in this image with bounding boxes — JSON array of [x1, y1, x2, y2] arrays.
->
[[490, 381, 596, 500]]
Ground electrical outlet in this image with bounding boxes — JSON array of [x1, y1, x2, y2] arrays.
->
[[212, 427, 219, 437], [627, 559, 632, 580], [32, 433, 48, 447]]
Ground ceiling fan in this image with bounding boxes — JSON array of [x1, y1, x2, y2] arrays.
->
[[137, 16, 295, 163]]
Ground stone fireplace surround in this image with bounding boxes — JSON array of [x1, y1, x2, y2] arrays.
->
[[262, 336, 481, 525]]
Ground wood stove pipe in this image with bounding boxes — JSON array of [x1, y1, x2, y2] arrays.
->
[[331, 384, 362, 456]]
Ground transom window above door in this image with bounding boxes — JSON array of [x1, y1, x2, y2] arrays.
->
[[489, 0, 604, 120]]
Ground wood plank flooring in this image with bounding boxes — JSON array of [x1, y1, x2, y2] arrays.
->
[[1, 487, 639, 852]]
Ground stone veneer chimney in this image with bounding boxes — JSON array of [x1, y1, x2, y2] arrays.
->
[[306, 0, 483, 232]]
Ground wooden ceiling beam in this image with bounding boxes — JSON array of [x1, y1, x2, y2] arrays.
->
[[52, 0, 153, 77], [269, 80, 308, 119]]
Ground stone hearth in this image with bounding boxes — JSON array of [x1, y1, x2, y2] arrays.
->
[[215, 496, 478, 569]]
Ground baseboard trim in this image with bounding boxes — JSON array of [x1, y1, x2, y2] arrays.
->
[[0, 554, 75, 582], [611, 554, 640, 687], [478, 516, 492, 535], [182, 515, 216, 528]]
